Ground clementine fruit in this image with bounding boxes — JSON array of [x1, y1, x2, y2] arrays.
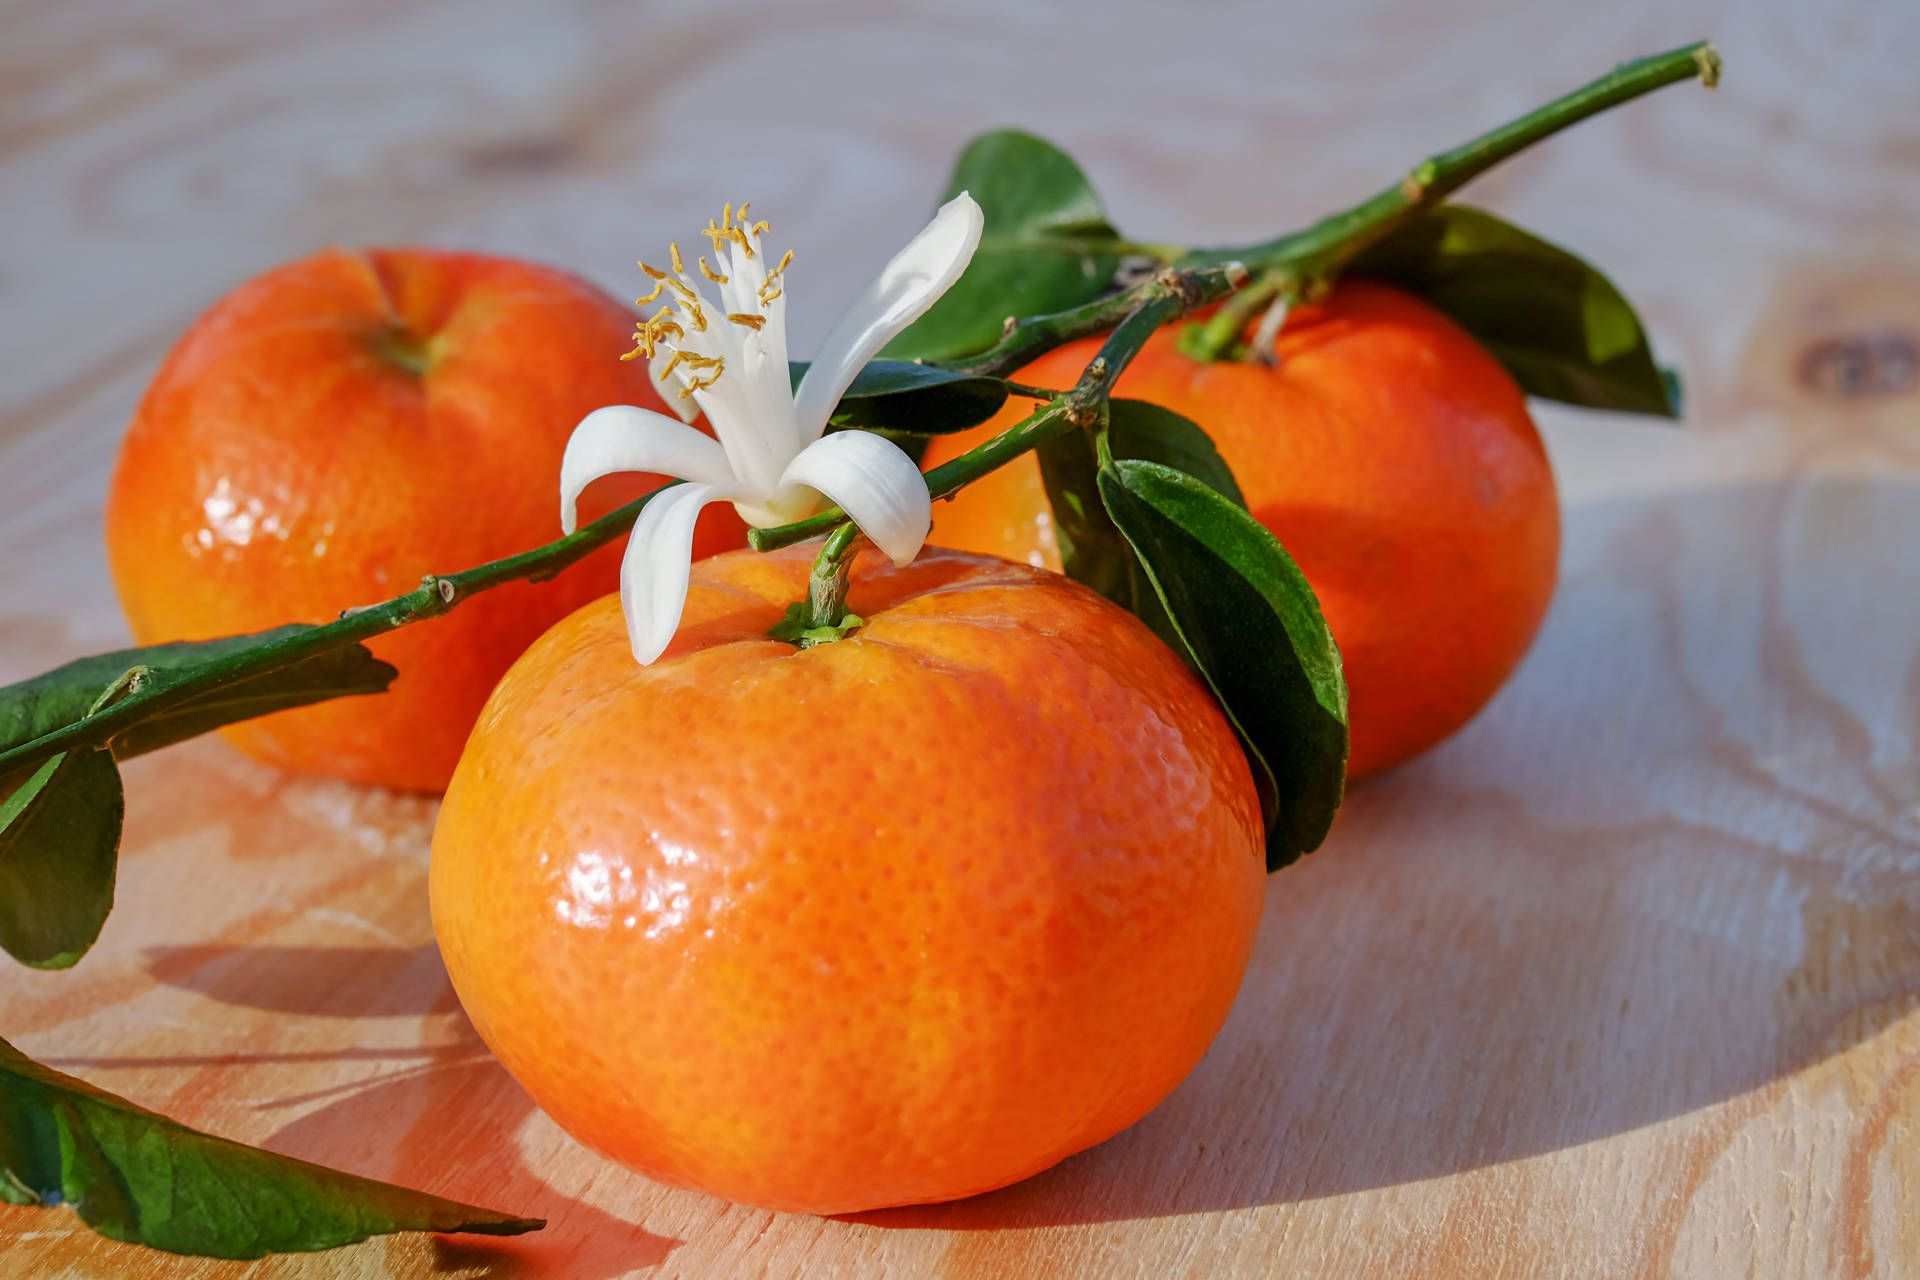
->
[[429, 544, 1266, 1214], [923, 281, 1559, 779], [105, 247, 747, 791]]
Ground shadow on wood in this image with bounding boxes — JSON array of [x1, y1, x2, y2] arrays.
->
[[853, 473, 1920, 1227], [142, 943, 458, 1019], [87, 477, 1920, 1243], [259, 1038, 683, 1278]]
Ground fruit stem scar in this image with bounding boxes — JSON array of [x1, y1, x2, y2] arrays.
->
[[368, 325, 436, 376]]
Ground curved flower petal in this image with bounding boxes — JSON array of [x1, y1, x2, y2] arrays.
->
[[619, 482, 718, 665], [790, 192, 984, 443], [777, 431, 931, 567], [559, 405, 737, 534]]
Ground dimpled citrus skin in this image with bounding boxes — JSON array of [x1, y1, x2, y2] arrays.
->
[[924, 281, 1560, 780], [429, 544, 1266, 1215], [105, 247, 746, 792]]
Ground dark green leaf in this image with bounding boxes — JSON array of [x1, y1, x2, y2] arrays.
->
[[1098, 459, 1348, 867], [0, 749, 122, 969], [1037, 426, 1165, 633], [1108, 400, 1245, 507], [880, 130, 1128, 362], [1347, 203, 1679, 417], [0, 630, 387, 972], [1036, 400, 1245, 648], [0, 627, 397, 761], [0, 1035, 542, 1259], [789, 360, 1008, 435]]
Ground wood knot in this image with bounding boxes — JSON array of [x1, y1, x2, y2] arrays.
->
[[1796, 331, 1918, 400]]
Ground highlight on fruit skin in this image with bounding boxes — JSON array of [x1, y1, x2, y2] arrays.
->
[[558, 194, 985, 664], [428, 544, 1268, 1215]]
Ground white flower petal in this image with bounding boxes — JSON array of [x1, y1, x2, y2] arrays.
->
[[619, 482, 718, 665], [559, 405, 737, 534], [790, 192, 984, 443], [776, 431, 931, 567]]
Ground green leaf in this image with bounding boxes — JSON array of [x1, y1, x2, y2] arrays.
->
[[0, 627, 397, 761], [789, 360, 1008, 435], [1037, 426, 1165, 635], [880, 130, 1128, 362], [1108, 400, 1245, 507], [1038, 399, 1245, 616], [0, 1036, 541, 1259], [1346, 203, 1679, 417], [0, 749, 122, 969], [1098, 459, 1348, 868]]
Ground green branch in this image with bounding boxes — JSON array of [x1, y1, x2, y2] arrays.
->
[[1180, 41, 1719, 281], [0, 487, 674, 781], [935, 263, 1246, 379], [754, 43, 1717, 553], [0, 42, 1720, 784], [937, 43, 1717, 382], [749, 266, 1242, 554]]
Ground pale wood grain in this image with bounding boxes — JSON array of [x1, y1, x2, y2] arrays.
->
[[2, 0, 1918, 1276]]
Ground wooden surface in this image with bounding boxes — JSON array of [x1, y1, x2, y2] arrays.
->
[[3, 1, 1918, 1276]]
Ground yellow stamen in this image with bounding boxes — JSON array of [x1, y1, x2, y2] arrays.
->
[[622, 311, 685, 360], [703, 220, 752, 259], [647, 313, 684, 345], [656, 349, 723, 387], [626, 203, 777, 365], [758, 249, 794, 306]]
